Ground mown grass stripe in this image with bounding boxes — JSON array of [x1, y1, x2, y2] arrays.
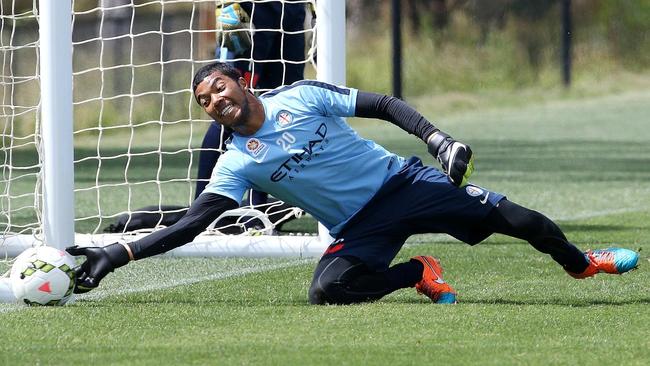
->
[[0, 258, 311, 313]]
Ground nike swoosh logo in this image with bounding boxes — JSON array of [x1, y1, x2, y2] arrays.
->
[[434, 278, 445, 284], [449, 144, 461, 161], [480, 192, 490, 205], [448, 144, 463, 166]]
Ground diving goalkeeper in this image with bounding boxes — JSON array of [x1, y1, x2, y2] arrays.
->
[[67, 62, 640, 305]]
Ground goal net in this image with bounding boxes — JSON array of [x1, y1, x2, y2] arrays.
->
[[1, 0, 343, 259]]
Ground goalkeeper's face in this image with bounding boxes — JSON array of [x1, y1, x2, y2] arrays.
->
[[195, 71, 251, 129]]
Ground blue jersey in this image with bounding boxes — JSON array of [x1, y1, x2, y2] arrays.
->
[[203, 81, 406, 235]]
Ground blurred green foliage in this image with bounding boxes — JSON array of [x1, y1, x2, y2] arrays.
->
[[597, 0, 650, 69], [346, 0, 650, 96]]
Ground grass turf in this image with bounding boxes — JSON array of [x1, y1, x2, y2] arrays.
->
[[1, 90, 650, 365]]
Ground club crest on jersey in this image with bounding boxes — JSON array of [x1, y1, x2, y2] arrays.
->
[[246, 138, 267, 157], [465, 185, 484, 197], [276, 110, 293, 127]]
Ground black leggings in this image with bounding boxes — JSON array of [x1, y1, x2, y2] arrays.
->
[[308, 199, 589, 305], [481, 200, 588, 272]]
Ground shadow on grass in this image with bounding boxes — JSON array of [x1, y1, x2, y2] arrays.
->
[[457, 297, 650, 307], [72, 295, 650, 307]]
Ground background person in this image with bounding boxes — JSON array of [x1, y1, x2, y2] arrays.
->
[[106, 2, 309, 233]]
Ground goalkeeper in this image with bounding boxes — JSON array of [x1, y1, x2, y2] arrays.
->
[[68, 62, 639, 305]]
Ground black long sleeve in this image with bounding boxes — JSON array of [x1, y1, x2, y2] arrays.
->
[[354, 91, 438, 142], [128, 193, 238, 260]]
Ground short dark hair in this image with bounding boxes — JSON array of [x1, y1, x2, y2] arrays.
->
[[192, 62, 241, 102]]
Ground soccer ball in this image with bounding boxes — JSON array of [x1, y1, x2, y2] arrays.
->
[[10, 246, 76, 306]]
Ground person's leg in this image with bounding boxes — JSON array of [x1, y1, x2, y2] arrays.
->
[[247, 5, 281, 90], [195, 122, 231, 199], [308, 255, 423, 305], [309, 158, 475, 305], [480, 199, 589, 273], [250, 3, 305, 89], [249, 190, 269, 206], [255, 36, 284, 90], [281, 31, 305, 85]]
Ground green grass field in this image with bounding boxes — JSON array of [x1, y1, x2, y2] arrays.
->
[[1, 89, 649, 365]]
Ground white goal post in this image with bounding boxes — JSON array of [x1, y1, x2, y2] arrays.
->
[[0, 0, 346, 258]]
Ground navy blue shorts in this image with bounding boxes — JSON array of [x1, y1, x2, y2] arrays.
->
[[322, 157, 505, 271]]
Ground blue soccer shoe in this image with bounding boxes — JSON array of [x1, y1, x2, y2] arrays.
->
[[567, 247, 640, 279]]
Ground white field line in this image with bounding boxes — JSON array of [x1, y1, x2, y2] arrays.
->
[[82, 258, 311, 301], [0, 304, 22, 314], [0, 258, 311, 314]]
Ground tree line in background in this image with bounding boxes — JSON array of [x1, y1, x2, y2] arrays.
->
[[4, 0, 649, 64], [347, 0, 650, 71], [3, 0, 648, 97], [4, 0, 648, 71]]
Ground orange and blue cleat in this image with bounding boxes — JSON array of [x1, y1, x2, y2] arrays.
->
[[412, 255, 457, 304], [567, 247, 639, 279]]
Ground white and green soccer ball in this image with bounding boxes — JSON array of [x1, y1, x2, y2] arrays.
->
[[10, 246, 76, 306]]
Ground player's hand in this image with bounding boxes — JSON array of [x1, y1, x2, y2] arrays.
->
[[215, 3, 251, 56], [66, 244, 131, 294], [427, 131, 474, 187]]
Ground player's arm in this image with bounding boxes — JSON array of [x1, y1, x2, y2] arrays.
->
[[66, 193, 238, 293], [354, 91, 474, 186]]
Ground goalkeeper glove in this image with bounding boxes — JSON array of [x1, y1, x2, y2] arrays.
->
[[427, 131, 474, 187], [215, 3, 251, 56], [66, 243, 132, 294]]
